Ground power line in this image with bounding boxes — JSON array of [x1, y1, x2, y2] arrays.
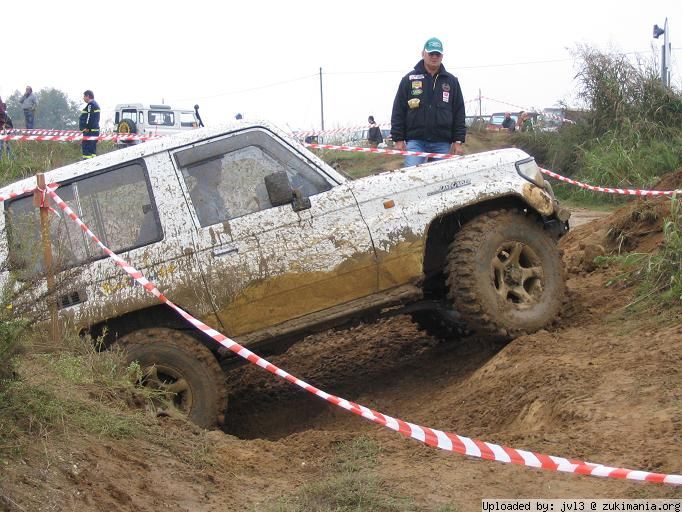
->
[[175, 73, 318, 102], [324, 48, 680, 75]]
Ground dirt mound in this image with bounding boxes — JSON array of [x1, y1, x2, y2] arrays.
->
[[2, 197, 681, 511], [561, 169, 682, 268]]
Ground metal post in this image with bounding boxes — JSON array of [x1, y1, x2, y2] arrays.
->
[[33, 173, 59, 344], [479, 89, 482, 117], [662, 18, 671, 87], [319, 67, 325, 131]]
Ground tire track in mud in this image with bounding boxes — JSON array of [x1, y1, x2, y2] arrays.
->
[[222, 317, 502, 440]]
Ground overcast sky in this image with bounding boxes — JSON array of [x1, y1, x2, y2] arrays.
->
[[3, 0, 679, 131]]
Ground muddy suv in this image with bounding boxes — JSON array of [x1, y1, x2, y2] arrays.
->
[[0, 121, 569, 427]]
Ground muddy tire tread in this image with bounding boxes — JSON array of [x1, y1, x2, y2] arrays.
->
[[446, 209, 565, 339], [118, 328, 227, 428]]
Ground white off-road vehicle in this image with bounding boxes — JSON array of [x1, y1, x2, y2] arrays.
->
[[114, 103, 201, 140], [0, 121, 569, 427]]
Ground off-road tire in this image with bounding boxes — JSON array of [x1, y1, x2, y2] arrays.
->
[[119, 328, 227, 429], [117, 118, 137, 134], [446, 210, 565, 339]]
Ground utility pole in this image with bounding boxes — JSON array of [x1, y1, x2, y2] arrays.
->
[[319, 67, 325, 131], [653, 18, 671, 87], [478, 89, 482, 117]]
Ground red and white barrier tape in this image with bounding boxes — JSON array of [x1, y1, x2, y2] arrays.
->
[[305, 143, 463, 160], [9, 128, 83, 136], [0, 133, 161, 142], [41, 186, 680, 485], [292, 122, 391, 138], [540, 168, 681, 197], [306, 144, 681, 196]]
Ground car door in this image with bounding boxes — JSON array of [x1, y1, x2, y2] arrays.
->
[[4, 153, 217, 329], [170, 128, 378, 339]]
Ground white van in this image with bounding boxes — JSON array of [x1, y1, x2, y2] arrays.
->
[[114, 103, 201, 139]]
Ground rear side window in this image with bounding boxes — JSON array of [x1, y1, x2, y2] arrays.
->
[[6, 162, 161, 279], [180, 112, 197, 128]]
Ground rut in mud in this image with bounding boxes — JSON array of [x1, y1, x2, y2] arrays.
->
[[222, 323, 502, 440]]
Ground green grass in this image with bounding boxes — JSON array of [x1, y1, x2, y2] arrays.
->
[[597, 196, 682, 310], [0, 327, 155, 460], [261, 437, 457, 512], [0, 141, 117, 187]]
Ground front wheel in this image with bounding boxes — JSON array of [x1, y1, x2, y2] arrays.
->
[[446, 210, 565, 339], [119, 328, 227, 428]]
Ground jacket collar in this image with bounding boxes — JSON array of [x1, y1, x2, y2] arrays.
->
[[414, 59, 453, 78]]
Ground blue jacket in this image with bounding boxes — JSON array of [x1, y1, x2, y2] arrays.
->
[[391, 60, 466, 144], [79, 100, 100, 133]]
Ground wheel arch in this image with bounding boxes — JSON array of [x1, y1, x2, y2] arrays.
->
[[422, 195, 541, 290], [85, 304, 220, 356]]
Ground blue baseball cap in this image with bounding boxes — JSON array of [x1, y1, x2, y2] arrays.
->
[[424, 37, 444, 54]]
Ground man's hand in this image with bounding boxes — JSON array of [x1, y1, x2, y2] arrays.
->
[[451, 142, 464, 156], [394, 141, 406, 151]]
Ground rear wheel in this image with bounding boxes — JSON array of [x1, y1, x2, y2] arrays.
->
[[119, 328, 227, 428], [446, 210, 565, 339]]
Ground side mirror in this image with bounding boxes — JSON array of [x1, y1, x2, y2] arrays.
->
[[264, 172, 312, 211], [264, 172, 294, 206]]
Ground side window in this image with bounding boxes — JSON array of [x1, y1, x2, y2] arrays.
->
[[148, 111, 174, 126], [6, 162, 161, 278], [176, 130, 333, 227], [180, 112, 197, 128]]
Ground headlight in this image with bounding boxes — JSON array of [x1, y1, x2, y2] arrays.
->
[[515, 158, 545, 188]]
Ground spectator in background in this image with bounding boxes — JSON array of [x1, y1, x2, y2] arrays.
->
[[501, 112, 516, 132], [518, 111, 533, 132], [391, 37, 466, 167], [0, 97, 12, 160], [19, 86, 38, 129], [235, 113, 243, 120], [79, 90, 100, 159], [367, 115, 383, 148]]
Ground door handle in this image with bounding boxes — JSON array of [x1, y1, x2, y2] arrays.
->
[[213, 243, 239, 257]]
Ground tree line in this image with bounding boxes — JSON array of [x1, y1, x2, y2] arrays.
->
[[4, 88, 81, 130]]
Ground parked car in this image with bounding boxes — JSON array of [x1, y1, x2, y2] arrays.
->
[[0, 121, 569, 428], [114, 103, 201, 146]]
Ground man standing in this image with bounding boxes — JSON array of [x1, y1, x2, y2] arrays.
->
[[19, 86, 38, 129], [79, 90, 100, 159], [391, 37, 466, 167], [501, 112, 516, 131]]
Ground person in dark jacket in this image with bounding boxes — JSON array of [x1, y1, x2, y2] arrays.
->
[[0, 97, 12, 160], [501, 112, 516, 131], [391, 37, 465, 167], [367, 115, 383, 148], [79, 90, 100, 159]]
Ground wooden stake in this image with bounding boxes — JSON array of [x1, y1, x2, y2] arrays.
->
[[33, 173, 59, 344]]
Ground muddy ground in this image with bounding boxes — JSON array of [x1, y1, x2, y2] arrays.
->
[[2, 189, 681, 510]]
